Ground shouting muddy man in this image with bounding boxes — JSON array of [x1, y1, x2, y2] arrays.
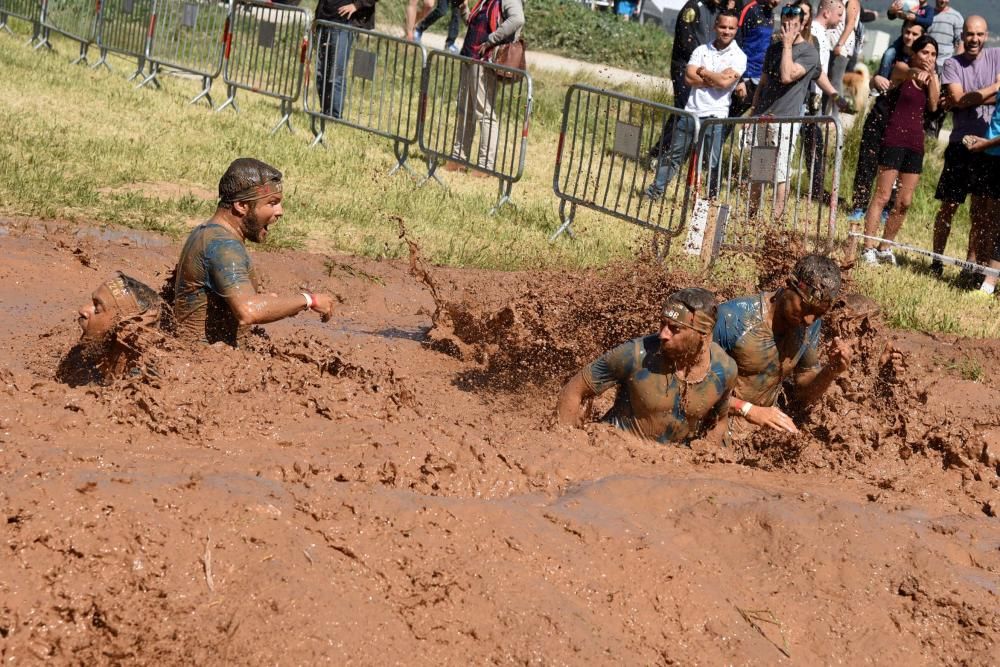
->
[[173, 158, 336, 346], [557, 288, 738, 444], [713, 254, 852, 436]]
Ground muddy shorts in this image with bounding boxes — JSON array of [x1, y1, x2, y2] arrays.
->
[[935, 142, 991, 202]]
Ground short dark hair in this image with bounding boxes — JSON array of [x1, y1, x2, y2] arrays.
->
[[118, 272, 161, 312], [670, 287, 718, 320], [717, 9, 739, 22], [218, 158, 282, 204], [793, 254, 841, 300], [902, 20, 925, 36], [911, 35, 939, 58]]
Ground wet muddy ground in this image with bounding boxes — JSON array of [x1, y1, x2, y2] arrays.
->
[[1, 217, 998, 664]]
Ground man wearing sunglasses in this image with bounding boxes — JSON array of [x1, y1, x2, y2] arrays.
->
[[557, 288, 737, 445], [713, 254, 852, 435]]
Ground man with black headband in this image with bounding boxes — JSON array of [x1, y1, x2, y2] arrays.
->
[[713, 254, 852, 435], [556, 288, 737, 445], [173, 158, 335, 346]]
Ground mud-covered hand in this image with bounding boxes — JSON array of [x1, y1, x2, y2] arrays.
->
[[310, 293, 336, 323], [827, 336, 853, 373], [745, 405, 800, 434], [879, 344, 906, 376], [337, 3, 357, 19]]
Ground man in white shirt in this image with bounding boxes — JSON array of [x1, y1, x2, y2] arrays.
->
[[645, 10, 747, 200]]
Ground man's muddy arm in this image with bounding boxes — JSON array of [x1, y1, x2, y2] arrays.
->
[[793, 337, 852, 405], [227, 290, 334, 325], [556, 372, 597, 427]]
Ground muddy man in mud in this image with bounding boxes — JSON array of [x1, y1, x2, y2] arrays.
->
[[557, 288, 738, 444], [173, 158, 336, 346], [58, 272, 162, 386], [713, 254, 852, 435]]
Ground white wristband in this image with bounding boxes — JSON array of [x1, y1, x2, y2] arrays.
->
[[740, 401, 754, 417], [301, 292, 314, 309]]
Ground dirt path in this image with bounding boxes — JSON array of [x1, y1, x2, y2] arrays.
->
[[0, 217, 998, 664]]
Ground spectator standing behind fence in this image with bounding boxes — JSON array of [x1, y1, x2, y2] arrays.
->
[[413, 0, 463, 52], [964, 91, 1000, 297], [644, 11, 746, 201], [929, 16, 1000, 284], [826, 0, 859, 98], [406, 0, 435, 40], [847, 20, 924, 220], [729, 0, 778, 119], [444, 0, 523, 174], [924, 0, 963, 137], [314, 0, 378, 120], [748, 4, 821, 220], [859, 36, 940, 266]]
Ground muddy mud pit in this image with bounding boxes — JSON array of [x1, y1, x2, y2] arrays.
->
[[1, 218, 998, 664]]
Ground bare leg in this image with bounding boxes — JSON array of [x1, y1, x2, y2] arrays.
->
[[879, 172, 919, 249], [863, 167, 898, 250], [970, 195, 998, 264], [932, 200, 959, 255]]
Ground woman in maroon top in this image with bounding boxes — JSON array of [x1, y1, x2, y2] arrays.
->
[[860, 35, 940, 266]]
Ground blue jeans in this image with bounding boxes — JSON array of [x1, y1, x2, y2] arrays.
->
[[317, 26, 354, 119], [650, 117, 724, 196], [416, 0, 461, 47]]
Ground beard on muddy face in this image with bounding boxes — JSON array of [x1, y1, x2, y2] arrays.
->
[[657, 318, 704, 362], [239, 195, 283, 244]]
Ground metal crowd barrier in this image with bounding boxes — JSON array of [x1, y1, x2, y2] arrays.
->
[[418, 49, 532, 214], [140, 0, 232, 104], [215, 0, 311, 134], [92, 0, 155, 78], [303, 21, 426, 177], [40, 0, 101, 63], [0, 0, 43, 44], [689, 115, 843, 262], [550, 84, 698, 244]]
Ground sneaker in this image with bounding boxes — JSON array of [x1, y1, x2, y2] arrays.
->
[[955, 269, 983, 290], [876, 248, 896, 266], [644, 186, 663, 201], [929, 259, 944, 278], [446, 43, 459, 53], [860, 247, 879, 265], [413, 29, 422, 43], [847, 208, 865, 221]]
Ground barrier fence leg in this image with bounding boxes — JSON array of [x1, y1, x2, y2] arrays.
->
[[309, 117, 326, 149], [91, 48, 112, 71], [69, 42, 89, 66], [417, 158, 447, 189], [269, 100, 294, 135], [0, 14, 12, 34], [188, 76, 212, 106], [125, 57, 146, 82], [136, 61, 161, 90], [32, 27, 51, 50], [488, 178, 514, 216], [214, 85, 239, 114], [549, 200, 577, 242], [389, 140, 419, 180]]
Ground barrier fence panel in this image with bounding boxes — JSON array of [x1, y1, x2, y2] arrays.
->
[[550, 84, 698, 245], [141, 0, 232, 104], [40, 0, 101, 63], [0, 0, 43, 43], [418, 49, 532, 214], [688, 115, 843, 262], [303, 21, 426, 176], [216, 0, 310, 134], [93, 0, 156, 78]]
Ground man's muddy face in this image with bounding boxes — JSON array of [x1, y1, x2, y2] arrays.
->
[[77, 284, 119, 341], [657, 318, 703, 360], [243, 192, 284, 244], [778, 288, 829, 329]]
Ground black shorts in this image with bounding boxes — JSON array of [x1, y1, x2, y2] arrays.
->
[[935, 142, 990, 202], [879, 146, 924, 174], [978, 154, 1000, 201]]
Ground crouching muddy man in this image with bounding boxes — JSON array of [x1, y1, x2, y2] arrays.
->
[[174, 158, 335, 346], [58, 272, 162, 386], [713, 254, 852, 435], [556, 289, 737, 445]]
